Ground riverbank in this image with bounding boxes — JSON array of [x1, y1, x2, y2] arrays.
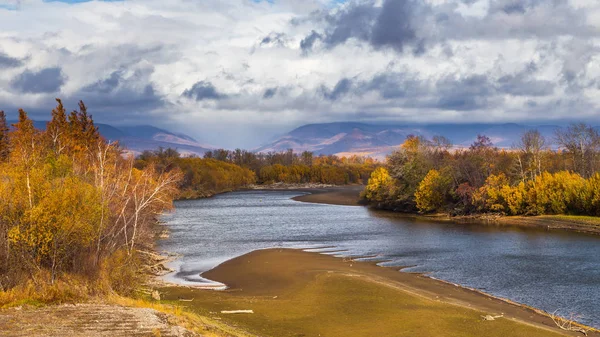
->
[[159, 248, 596, 337], [291, 185, 600, 235], [290, 184, 365, 206]]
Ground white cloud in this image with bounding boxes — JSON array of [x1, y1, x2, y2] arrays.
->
[[0, 0, 599, 147]]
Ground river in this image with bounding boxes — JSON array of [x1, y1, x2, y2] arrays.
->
[[159, 190, 600, 328]]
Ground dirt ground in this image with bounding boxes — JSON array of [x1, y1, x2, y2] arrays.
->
[[0, 303, 198, 337]]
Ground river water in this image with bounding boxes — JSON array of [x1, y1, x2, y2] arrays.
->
[[159, 191, 600, 328]]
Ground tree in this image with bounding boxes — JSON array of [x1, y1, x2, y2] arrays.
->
[[515, 129, 546, 182], [0, 100, 182, 292], [46, 98, 69, 155], [0, 110, 8, 161], [475, 173, 509, 213], [555, 123, 600, 178], [387, 135, 433, 198], [301, 151, 313, 166], [415, 169, 450, 213], [362, 167, 395, 203]]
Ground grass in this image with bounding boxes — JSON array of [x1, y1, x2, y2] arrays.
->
[[539, 214, 600, 225]]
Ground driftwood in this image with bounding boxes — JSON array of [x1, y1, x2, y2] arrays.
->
[[550, 311, 588, 336], [221, 310, 254, 314], [481, 314, 504, 321]]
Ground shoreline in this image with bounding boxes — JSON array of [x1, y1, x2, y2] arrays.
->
[[159, 248, 598, 336], [292, 185, 600, 236], [156, 186, 600, 335]]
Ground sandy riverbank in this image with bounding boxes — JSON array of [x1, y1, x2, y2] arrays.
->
[[290, 185, 365, 206], [159, 248, 596, 337]]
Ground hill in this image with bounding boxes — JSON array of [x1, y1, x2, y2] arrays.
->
[[20, 121, 213, 156], [255, 122, 562, 157]]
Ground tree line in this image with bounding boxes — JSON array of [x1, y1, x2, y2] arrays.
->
[[205, 148, 378, 185], [0, 100, 181, 297], [363, 125, 600, 217], [135, 148, 256, 199], [136, 147, 378, 198]]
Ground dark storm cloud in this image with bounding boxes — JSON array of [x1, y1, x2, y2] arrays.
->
[[260, 33, 287, 47], [76, 68, 164, 111], [433, 75, 493, 111], [489, 0, 546, 15], [370, 0, 417, 52], [314, 64, 558, 112], [0, 53, 22, 68], [359, 72, 424, 99], [498, 3, 526, 14], [497, 74, 554, 97], [11, 67, 65, 94], [300, 30, 323, 53], [302, 0, 419, 53], [263, 87, 278, 99], [83, 71, 121, 94], [182, 81, 227, 101], [321, 78, 352, 100]]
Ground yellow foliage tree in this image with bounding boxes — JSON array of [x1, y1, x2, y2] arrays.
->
[[415, 169, 447, 213], [362, 167, 395, 203]]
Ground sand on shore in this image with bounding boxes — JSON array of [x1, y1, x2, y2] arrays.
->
[[160, 248, 596, 337], [290, 185, 365, 206]]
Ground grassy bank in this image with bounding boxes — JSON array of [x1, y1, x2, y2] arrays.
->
[[158, 248, 595, 337]]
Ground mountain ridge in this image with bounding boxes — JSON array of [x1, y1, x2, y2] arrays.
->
[[9, 120, 214, 156], [256, 122, 566, 158]]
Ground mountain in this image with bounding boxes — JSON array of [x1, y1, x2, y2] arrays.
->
[[255, 122, 563, 158], [18, 121, 213, 156]]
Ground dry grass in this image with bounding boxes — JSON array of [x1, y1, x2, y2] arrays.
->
[[108, 295, 255, 337], [0, 271, 108, 308]]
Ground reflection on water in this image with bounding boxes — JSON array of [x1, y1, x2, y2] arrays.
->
[[159, 191, 600, 328]]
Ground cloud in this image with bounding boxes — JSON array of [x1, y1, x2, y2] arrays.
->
[[321, 78, 352, 100], [11, 67, 65, 94], [0, 53, 21, 68], [76, 67, 164, 112], [301, 0, 419, 53], [263, 87, 278, 99], [370, 0, 417, 52], [0, 0, 599, 147], [182, 81, 227, 101], [300, 30, 323, 52]]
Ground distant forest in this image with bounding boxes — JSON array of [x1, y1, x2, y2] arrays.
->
[[363, 125, 600, 217], [136, 148, 378, 199]]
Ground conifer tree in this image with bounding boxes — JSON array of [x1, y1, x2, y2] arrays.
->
[[0, 110, 8, 161]]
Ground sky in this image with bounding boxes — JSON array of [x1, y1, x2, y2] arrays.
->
[[0, 0, 599, 147]]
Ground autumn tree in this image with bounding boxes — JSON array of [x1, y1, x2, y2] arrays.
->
[[555, 123, 600, 178], [362, 167, 395, 204], [46, 98, 69, 155], [0, 110, 8, 162], [0, 100, 181, 294], [415, 169, 451, 213], [515, 129, 546, 182]]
